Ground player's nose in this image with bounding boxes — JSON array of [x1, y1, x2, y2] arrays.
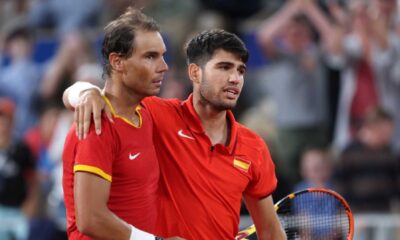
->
[[228, 71, 242, 84], [158, 57, 169, 73]]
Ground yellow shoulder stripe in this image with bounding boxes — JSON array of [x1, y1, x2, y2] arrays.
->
[[74, 164, 112, 182]]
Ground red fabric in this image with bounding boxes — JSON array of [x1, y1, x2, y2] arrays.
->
[[23, 127, 42, 160], [350, 60, 379, 135], [62, 106, 159, 239], [144, 96, 277, 240]]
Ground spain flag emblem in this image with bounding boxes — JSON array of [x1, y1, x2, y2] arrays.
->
[[233, 158, 251, 172]]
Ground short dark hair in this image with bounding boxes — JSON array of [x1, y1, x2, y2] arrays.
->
[[101, 7, 160, 77], [5, 25, 33, 44], [363, 106, 394, 125], [185, 29, 249, 66]]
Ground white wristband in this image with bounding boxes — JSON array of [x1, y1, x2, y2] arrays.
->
[[68, 81, 101, 108], [129, 225, 156, 240]]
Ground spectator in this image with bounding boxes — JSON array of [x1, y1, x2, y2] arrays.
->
[[198, 0, 264, 34], [388, 11, 400, 154], [28, 0, 103, 36], [294, 147, 334, 191], [27, 61, 103, 240], [0, 97, 37, 240], [326, 0, 400, 152], [292, 147, 339, 240], [36, 61, 103, 240], [25, 102, 63, 240], [256, 0, 330, 187], [0, 24, 42, 140], [335, 107, 399, 213], [0, 0, 29, 35]]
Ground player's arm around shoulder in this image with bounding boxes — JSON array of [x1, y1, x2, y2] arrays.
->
[[62, 81, 112, 139], [243, 195, 287, 240]]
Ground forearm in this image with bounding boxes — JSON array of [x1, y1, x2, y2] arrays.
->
[[40, 62, 65, 98], [43, 37, 82, 98], [253, 213, 286, 240], [244, 195, 286, 240], [77, 208, 131, 240], [258, 1, 300, 45], [260, 219, 286, 240], [21, 172, 39, 218], [79, 208, 164, 240], [371, 20, 389, 50], [326, 27, 345, 57], [302, 1, 335, 45]]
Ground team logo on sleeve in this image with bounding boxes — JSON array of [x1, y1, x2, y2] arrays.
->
[[233, 158, 251, 172]]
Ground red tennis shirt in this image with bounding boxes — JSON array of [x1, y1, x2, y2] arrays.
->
[[62, 101, 159, 239], [144, 95, 277, 240]]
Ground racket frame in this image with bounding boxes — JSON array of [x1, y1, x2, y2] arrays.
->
[[236, 188, 354, 240]]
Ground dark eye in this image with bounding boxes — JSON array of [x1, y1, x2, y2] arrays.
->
[[220, 65, 230, 70], [146, 54, 157, 60]]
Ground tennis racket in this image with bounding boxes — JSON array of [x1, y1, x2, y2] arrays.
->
[[236, 188, 354, 240]]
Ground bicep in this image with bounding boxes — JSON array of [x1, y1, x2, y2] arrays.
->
[[74, 172, 111, 223]]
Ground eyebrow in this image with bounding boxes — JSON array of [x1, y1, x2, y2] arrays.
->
[[215, 61, 247, 69], [143, 48, 167, 55], [144, 51, 160, 55]]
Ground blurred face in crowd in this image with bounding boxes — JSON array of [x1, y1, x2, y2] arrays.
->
[[284, 19, 312, 53], [373, 0, 397, 16], [301, 150, 332, 186], [7, 37, 32, 61], [361, 119, 395, 149]]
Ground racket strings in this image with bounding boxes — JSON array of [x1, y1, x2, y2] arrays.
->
[[277, 191, 350, 240]]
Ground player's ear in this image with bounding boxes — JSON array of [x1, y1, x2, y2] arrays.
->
[[188, 63, 201, 84], [109, 53, 124, 72]]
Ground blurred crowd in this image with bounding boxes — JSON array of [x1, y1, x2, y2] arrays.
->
[[0, 0, 399, 239]]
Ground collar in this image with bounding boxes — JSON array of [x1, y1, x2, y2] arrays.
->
[[182, 94, 238, 154], [103, 95, 143, 128]]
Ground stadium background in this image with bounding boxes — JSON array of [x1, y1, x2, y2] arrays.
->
[[0, 0, 399, 239]]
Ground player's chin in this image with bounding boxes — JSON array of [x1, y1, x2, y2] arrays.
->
[[145, 88, 161, 97], [216, 100, 237, 110], [224, 97, 239, 106], [225, 103, 237, 110]]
